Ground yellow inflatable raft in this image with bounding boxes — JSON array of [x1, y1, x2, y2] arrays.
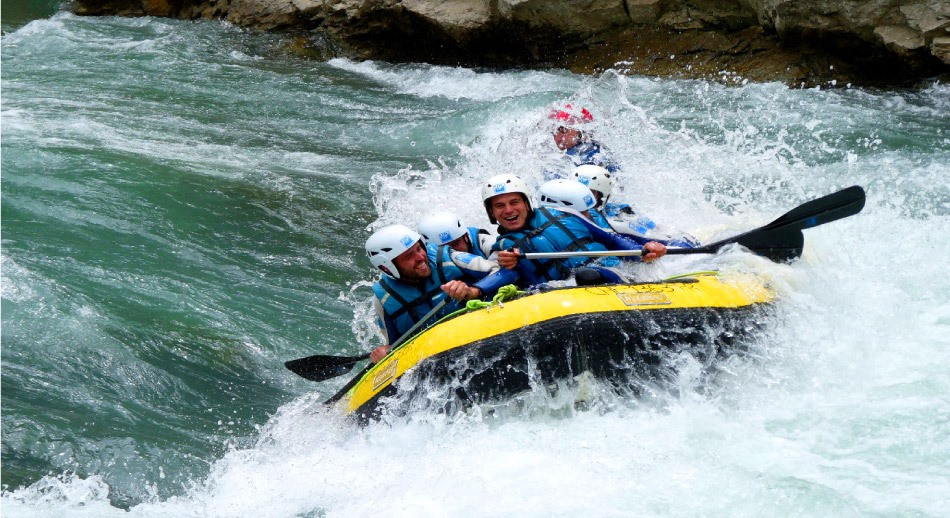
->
[[340, 272, 774, 421]]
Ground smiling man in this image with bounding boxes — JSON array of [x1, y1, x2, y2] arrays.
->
[[364, 224, 516, 363], [481, 174, 667, 288]]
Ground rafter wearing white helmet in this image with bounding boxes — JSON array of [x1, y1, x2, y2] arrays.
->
[[418, 210, 495, 259], [538, 179, 597, 215], [572, 164, 613, 208], [365, 224, 423, 280], [365, 224, 519, 356], [481, 174, 532, 224]]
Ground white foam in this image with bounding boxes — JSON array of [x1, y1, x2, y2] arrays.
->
[[4, 19, 948, 515], [327, 58, 571, 101]]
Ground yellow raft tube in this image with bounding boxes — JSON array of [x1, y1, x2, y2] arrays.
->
[[340, 272, 774, 421]]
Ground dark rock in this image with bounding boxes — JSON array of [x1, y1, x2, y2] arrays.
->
[[71, 0, 950, 87]]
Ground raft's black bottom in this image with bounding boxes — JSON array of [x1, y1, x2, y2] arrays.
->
[[354, 305, 769, 424]]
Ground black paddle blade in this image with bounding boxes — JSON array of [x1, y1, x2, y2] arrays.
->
[[678, 226, 804, 262], [731, 226, 805, 262], [668, 185, 864, 262], [764, 185, 866, 232], [284, 354, 367, 382]]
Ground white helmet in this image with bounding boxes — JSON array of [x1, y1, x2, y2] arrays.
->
[[539, 179, 597, 212], [572, 164, 613, 207], [365, 224, 422, 280], [481, 174, 532, 224], [418, 211, 467, 246]]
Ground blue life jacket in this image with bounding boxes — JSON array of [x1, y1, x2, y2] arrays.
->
[[371, 243, 519, 344], [371, 244, 466, 344], [492, 208, 616, 284], [596, 203, 698, 248], [467, 227, 492, 259], [588, 207, 611, 230], [565, 140, 620, 173], [597, 203, 656, 235]]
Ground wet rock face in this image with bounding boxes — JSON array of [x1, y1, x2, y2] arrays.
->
[[73, 0, 949, 86], [750, 0, 949, 66]]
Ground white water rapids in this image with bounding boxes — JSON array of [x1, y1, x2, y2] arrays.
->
[[3, 15, 948, 517]]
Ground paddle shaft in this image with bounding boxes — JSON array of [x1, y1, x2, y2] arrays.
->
[[299, 186, 867, 397], [522, 249, 642, 259], [285, 299, 449, 383], [520, 186, 865, 262], [390, 299, 449, 350], [521, 246, 726, 260], [322, 299, 450, 404]]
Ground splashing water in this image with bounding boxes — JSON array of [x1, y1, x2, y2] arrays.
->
[[3, 12, 949, 518]]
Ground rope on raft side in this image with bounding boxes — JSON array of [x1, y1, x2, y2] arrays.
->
[[389, 284, 526, 356], [451, 284, 525, 318]]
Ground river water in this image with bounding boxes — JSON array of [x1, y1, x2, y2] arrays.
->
[[2, 10, 949, 518]]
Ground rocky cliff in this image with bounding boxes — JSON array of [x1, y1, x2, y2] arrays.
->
[[74, 0, 949, 86]]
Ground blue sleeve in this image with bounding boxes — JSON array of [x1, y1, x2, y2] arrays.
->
[[491, 235, 516, 253], [574, 216, 647, 262], [472, 268, 520, 298], [589, 140, 620, 172], [603, 203, 632, 217], [513, 262, 541, 287], [542, 167, 565, 182], [650, 236, 699, 248]]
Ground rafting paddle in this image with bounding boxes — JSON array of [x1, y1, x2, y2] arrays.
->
[[283, 353, 372, 383], [521, 185, 865, 263], [284, 299, 450, 382]]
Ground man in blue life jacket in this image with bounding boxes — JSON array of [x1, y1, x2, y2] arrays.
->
[[365, 224, 517, 363], [550, 105, 620, 174], [572, 164, 699, 248], [418, 210, 495, 259], [482, 174, 667, 288]]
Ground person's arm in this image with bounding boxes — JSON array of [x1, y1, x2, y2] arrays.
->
[[604, 202, 636, 218], [603, 209, 698, 249], [441, 268, 520, 302], [497, 248, 543, 287], [471, 268, 519, 297], [568, 212, 667, 262], [606, 218, 698, 248], [370, 297, 396, 363], [590, 140, 621, 172], [604, 219, 653, 245], [476, 229, 496, 259], [450, 249, 500, 277]]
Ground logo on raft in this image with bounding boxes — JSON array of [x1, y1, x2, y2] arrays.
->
[[373, 359, 398, 391], [616, 292, 671, 306]]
